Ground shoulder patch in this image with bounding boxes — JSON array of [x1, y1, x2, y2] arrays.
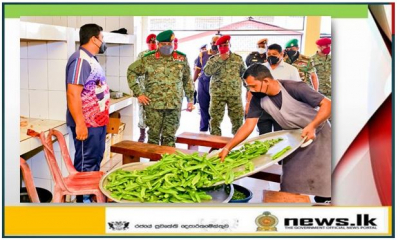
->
[[143, 50, 156, 57], [209, 55, 216, 60]]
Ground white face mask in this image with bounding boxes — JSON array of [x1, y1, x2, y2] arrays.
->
[[258, 47, 266, 54]]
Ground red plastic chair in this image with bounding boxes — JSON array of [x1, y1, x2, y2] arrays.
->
[[29, 129, 106, 203], [20, 157, 40, 203]]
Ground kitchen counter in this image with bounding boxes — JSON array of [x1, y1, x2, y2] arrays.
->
[[20, 118, 68, 155]]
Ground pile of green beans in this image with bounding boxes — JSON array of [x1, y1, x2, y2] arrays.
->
[[105, 138, 283, 203]]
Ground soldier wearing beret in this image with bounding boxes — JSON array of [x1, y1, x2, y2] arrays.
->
[[204, 35, 246, 136], [136, 33, 157, 142], [127, 30, 195, 147], [245, 38, 268, 67], [311, 38, 331, 99], [284, 39, 319, 91]]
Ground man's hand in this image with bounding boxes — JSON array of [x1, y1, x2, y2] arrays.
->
[[220, 53, 230, 61], [186, 102, 194, 112], [301, 124, 316, 141], [76, 123, 88, 141], [218, 147, 230, 162], [138, 95, 150, 105]]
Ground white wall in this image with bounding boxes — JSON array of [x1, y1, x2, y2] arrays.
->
[[20, 16, 135, 35]]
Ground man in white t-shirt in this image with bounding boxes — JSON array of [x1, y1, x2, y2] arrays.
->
[[263, 43, 301, 81]]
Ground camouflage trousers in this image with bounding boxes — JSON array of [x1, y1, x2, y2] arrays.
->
[[320, 85, 331, 99], [209, 95, 244, 136], [145, 108, 181, 147], [138, 102, 147, 129]]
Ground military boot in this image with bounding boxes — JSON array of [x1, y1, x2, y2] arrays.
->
[[138, 128, 146, 142]]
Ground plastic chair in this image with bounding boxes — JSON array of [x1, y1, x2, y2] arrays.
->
[[29, 129, 106, 203], [20, 157, 40, 203]]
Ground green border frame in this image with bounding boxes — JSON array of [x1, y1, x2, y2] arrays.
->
[[4, 3, 368, 18]]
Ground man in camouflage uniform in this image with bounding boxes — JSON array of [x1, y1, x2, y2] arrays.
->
[[136, 33, 157, 142], [284, 39, 319, 91], [311, 38, 331, 98], [204, 35, 246, 136], [127, 30, 194, 147]]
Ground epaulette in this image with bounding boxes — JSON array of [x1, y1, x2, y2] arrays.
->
[[143, 50, 156, 57], [175, 50, 186, 57], [232, 52, 243, 58], [300, 54, 311, 60]]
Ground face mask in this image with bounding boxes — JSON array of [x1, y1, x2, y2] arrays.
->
[[211, 45, 218, 51], [321, 47, 331, 55], [267, 56, 280, 65], [286, 50, 298, 62], [218, 46, 230, 54], [251, 91, 267, 98], [258, 48, 266, 54], [250, 81, 268, 98], [286, 50, 297, 58], [159, 45, 174, 55], [95, 39, 107, 54], [174, 43, 178, 50], [147, 43, 157, 51]]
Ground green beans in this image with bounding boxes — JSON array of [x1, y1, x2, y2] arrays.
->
[[105, 138, 285, 203], [271, 146, 292, 160]]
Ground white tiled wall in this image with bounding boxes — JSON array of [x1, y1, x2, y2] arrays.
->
[[29, 90, 49, 119], [20, 16, 135, 35], [48, 60, 67, 91], [28, 59, 48, 90], [21, 40, 68, 120], [48, 91, 67, 121], [104, 44, 135, 93]]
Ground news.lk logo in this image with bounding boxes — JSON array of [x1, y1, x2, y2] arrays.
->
[[284, 214, 377, 230]]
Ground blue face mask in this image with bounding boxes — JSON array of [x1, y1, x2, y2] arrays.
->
[[95, 37, 107, 54], [159, 45, 174, 55]]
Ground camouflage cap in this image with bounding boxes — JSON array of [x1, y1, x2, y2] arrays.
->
[[285, 39, 299, 48], [156, 30, 175, 42]]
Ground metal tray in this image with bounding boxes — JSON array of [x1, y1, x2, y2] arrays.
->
[[99, 162, 234, 203], [207, 129, 306, 186]]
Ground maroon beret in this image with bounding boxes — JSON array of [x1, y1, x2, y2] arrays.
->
[[146, 34, 157, 43], [316, 38, 331, 46], [215, 35, 231, 46]]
